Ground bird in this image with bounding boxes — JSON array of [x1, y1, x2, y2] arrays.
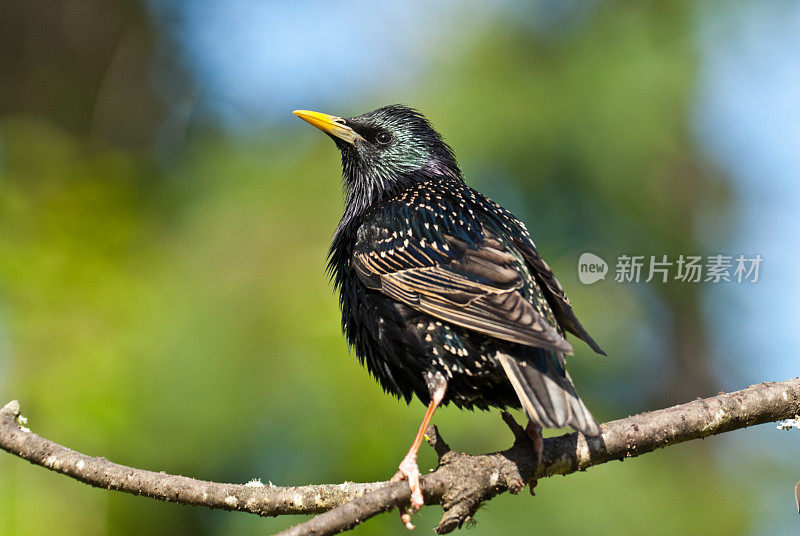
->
[[293, 105, 604, 524]]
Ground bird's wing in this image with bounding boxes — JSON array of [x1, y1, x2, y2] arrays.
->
[[352, 206, 573, 354], [512, 237, 606, 356]]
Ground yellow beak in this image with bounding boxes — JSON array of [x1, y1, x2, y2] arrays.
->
[[293, 110, 365, 145]]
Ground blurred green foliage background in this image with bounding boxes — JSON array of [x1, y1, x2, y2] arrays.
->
[[0, 1, 797, 535]]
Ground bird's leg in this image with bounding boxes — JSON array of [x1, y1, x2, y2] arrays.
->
[[392, 372, 446, 528], [525, 420, 543, 494]]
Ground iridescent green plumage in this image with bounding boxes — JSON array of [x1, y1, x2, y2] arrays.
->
[[320, 105, 603, 433], [297, 104, 604, 513]]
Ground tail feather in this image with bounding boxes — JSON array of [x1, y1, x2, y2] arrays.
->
[[497, 351, 600, 437]]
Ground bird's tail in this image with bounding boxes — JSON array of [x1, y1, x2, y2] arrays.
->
[[497, 350, 601, 437]]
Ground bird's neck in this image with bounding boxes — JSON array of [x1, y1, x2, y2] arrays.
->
[[328, 166, 461, 286], [337, 164, 461, 233]]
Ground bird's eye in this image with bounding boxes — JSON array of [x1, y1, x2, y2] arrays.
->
[[375, 132, 392, 145]]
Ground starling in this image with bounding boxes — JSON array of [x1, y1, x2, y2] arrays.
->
[[294, 105, 604, 519]]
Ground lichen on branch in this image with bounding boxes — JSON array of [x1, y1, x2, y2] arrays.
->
[[2, 378, 799, 536]]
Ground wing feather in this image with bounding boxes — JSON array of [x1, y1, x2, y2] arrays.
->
[[512, 237, 606, 356], [353, 223, 574, 354]]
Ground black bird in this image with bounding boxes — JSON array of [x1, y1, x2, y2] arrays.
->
[[294, 105, 604, 518]]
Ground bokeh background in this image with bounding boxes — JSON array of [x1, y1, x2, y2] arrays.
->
[[1, 1, 798, 535]]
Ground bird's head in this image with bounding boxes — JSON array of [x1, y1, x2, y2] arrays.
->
[[294, 105, 460, 222]]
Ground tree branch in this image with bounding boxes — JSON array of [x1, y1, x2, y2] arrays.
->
[[0, 399, 388, 516], [2, 379, 799, 535]]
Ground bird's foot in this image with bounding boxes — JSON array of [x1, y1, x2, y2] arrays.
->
[[391, 453, 424, 529], [525, 421, 544, 495]]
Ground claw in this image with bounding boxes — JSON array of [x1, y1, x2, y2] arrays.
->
[[525, 420, 544, 495], [390, 377, 446, 530], [400, 508, 415, 530], [392, 453, 424, 515]]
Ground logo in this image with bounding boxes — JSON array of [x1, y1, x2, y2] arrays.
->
[[576, 253, 762, 284], [578, 252, 608, 284]]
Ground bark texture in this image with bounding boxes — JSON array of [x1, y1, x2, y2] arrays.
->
[[2, 378, 799, 536]]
